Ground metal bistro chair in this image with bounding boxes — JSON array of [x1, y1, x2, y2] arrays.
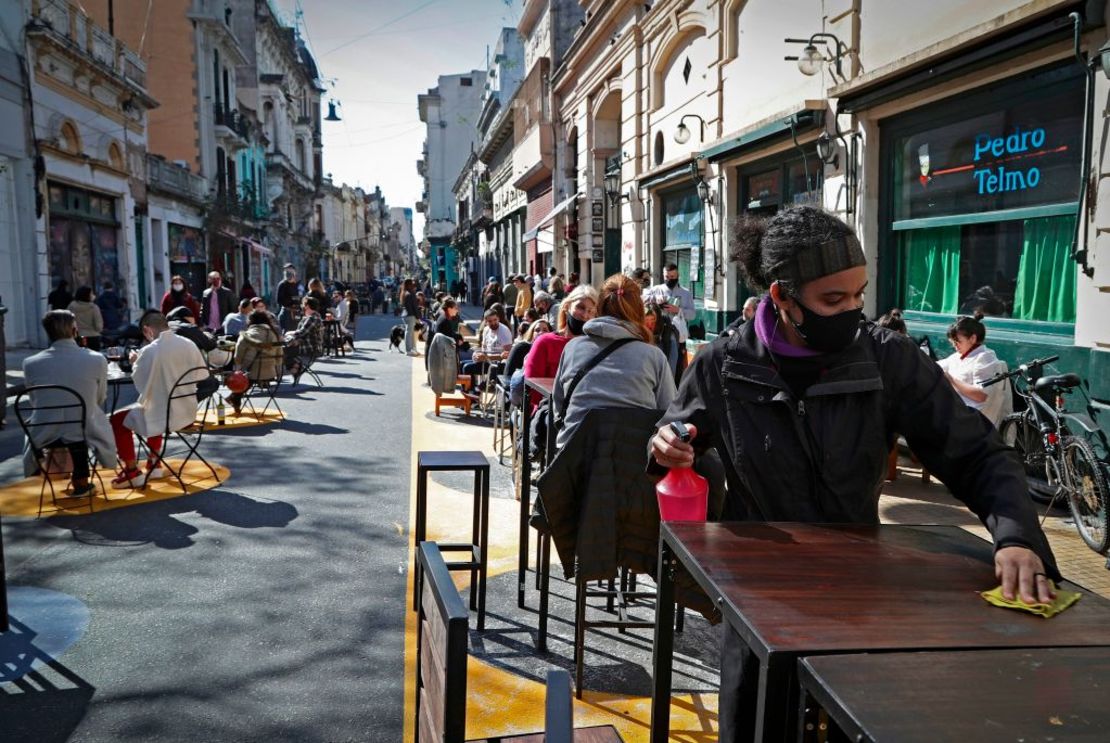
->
[[14, 384, 108, 515], [241, 342, 286, 422], [491, 374, 514, 465], [141, 366, 222, 493]]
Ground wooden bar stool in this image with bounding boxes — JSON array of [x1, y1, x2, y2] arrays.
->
[[413, 450, 491, 631]]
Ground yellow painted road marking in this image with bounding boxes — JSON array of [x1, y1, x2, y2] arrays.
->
[[402, 354, 717, 741], [0, 459, 231, 517]]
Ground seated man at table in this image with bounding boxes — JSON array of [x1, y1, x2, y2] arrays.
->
[[21, 310, 117, 496], [461, 307, 512, 391], [249, 297, 281, 335], [166, 305, 218, 353], [283, 295, 324, 383], [221, 298, 252, 338], [109, 310, 207, 488]]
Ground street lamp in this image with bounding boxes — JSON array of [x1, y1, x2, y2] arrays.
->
[[673, 114, 706, 145], [784, 33, 847, 79], [603, 168, 622, 206]]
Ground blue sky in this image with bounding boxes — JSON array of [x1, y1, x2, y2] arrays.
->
[[277, 0, 523, 239]]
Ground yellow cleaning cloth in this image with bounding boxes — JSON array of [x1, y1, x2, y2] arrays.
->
[[980, 584, 1081, 618]]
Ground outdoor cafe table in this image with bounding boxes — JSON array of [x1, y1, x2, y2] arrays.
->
[[106, 367, 133, 412], [796, 647, 1110, 742], [518, 376, 556, 648], [648, 522, 1110, 743]]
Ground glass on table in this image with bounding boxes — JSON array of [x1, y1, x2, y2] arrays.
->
[[105, 345, 123, 362]]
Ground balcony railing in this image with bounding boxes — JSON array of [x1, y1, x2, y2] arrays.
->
[[214, 103, 250, 141], [30, 0, 147, 89], [146, 155, 207, 204]]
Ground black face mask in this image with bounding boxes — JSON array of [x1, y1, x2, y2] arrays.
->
[[566, 314, 586, 335], [665, 278, 678, 289], [787, 298, 862, 353]]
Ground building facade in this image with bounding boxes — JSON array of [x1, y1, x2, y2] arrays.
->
[[0, 3, 38, 347], [417, 70, 486, 289], [544, 0, 1109, 404], [26, 0, 156, 345]]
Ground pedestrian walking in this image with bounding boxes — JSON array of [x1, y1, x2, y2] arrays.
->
[[200, 271, 236, 333], [48, 279, 72, 311], [95, 281, 127, 332], [160, 275, 200, 320], [400, 278, 420, 356], [276, 265, 300, 332]]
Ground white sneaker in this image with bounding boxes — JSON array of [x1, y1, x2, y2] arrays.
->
[[145, 462, 166, 480]]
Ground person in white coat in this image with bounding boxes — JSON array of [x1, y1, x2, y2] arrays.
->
[[21, 310, 117, 496], [937, 312, 1012, 427], [109, 310, 207, 488]]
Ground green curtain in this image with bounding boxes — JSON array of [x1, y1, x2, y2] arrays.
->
[[903, 226, 961, 314], [1013, 216, 1077, 323]]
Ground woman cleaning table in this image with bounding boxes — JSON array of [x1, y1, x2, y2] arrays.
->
[[648, 204, 1060, 743]]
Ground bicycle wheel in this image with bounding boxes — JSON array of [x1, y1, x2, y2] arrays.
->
[[1061, 436, 1110, 554]]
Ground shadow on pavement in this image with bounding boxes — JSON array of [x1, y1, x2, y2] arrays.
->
[[48, 490, 298, 550], [0, 617, 95, 743]]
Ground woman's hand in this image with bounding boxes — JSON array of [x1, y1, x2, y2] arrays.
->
[[995, 545, 1055, 604], [651, 423, 697, 468]]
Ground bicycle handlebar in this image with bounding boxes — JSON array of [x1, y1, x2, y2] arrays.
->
[[980, 355, 1059, 387]]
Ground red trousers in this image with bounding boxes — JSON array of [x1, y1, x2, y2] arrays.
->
[[110, 409, 162, 464]]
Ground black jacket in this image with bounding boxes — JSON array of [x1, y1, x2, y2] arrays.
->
[[654, 318, 1060, 580], [538, 407, 662, 582], [200, 285, 236, 328], [536, 407, 715, 618]]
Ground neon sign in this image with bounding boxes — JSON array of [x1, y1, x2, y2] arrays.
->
[[972, 126, 1052, 195]]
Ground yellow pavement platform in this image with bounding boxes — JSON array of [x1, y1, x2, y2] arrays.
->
[[196, 407, 285, 429], [402, 355, 718, 742], [0, 459, 230, 517]]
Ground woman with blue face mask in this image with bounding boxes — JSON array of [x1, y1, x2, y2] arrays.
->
[[648, 205, 1060, 743]]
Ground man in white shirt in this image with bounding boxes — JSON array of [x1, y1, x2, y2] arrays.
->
[[109, 310, 208, 488], [650, 262, 696, 373], [461, 308, 513, 390]]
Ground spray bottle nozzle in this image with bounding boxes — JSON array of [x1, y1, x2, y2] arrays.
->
[[668, 421, 692, 443]]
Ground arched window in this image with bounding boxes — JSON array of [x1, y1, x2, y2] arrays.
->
[[60, 121, 81, 154], [108, 141, 124, 170]]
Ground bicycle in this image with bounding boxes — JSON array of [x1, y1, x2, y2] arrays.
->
[[985, 355, 1110, 554]]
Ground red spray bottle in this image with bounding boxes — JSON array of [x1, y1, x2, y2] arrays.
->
[[655, 422, 708, 521]]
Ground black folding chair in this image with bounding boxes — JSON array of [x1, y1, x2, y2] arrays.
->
[[241, 342, 286, 422], [141, 366, 222, 493], [14, 384, 106, 516]]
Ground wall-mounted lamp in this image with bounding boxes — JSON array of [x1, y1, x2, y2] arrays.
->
[[603, 167, 623, 206], [324, 100, 342, 122], [690, 162, 726, 276], [674, 114, 706, 145], [815, 131, 838, 167], [784, 33, 847, 80]]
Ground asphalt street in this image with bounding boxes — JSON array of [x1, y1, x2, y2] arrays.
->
[[0, 312, 413, 742]]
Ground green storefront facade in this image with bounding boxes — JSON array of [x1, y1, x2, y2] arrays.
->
[[877, 63, 1109, 403]]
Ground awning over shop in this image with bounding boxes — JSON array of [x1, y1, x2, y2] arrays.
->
[[244, 238, 271, 256], [698, 105, 824, 163], [522, 192, 578, 242]]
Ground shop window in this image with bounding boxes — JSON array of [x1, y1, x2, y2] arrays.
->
[[662, 188, 704, 300], [884, 64, 1083, 326], [901, 215, 1076, 323]]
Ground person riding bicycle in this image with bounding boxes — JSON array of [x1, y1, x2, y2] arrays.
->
[[648, 205, 1061, 743]]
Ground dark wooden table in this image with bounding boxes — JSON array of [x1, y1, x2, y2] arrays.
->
[[0, 511, 8, 632], [798, 647, 1110, 742], [518, 377, 555, 640], [649, 523, 1110, 742]]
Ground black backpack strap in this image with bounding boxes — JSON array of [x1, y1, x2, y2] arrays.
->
[[556, 337, 638, 426]]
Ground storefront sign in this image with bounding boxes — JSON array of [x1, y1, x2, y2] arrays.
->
[[893, 76, 1083, 221]]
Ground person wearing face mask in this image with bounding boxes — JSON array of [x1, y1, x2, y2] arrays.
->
[[649, 205, 1060, 743], [109, 310, 207, 488], [160, 275, 200, 320], [523, 284, 598, 414], [649, 264, 695, 370], [276, 264, 301, 332]]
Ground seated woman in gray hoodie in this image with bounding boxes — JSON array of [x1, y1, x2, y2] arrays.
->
[[551, 273, 676, 450]]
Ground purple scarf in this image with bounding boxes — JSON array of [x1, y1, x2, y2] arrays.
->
[[753, 296, 819, 358]]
